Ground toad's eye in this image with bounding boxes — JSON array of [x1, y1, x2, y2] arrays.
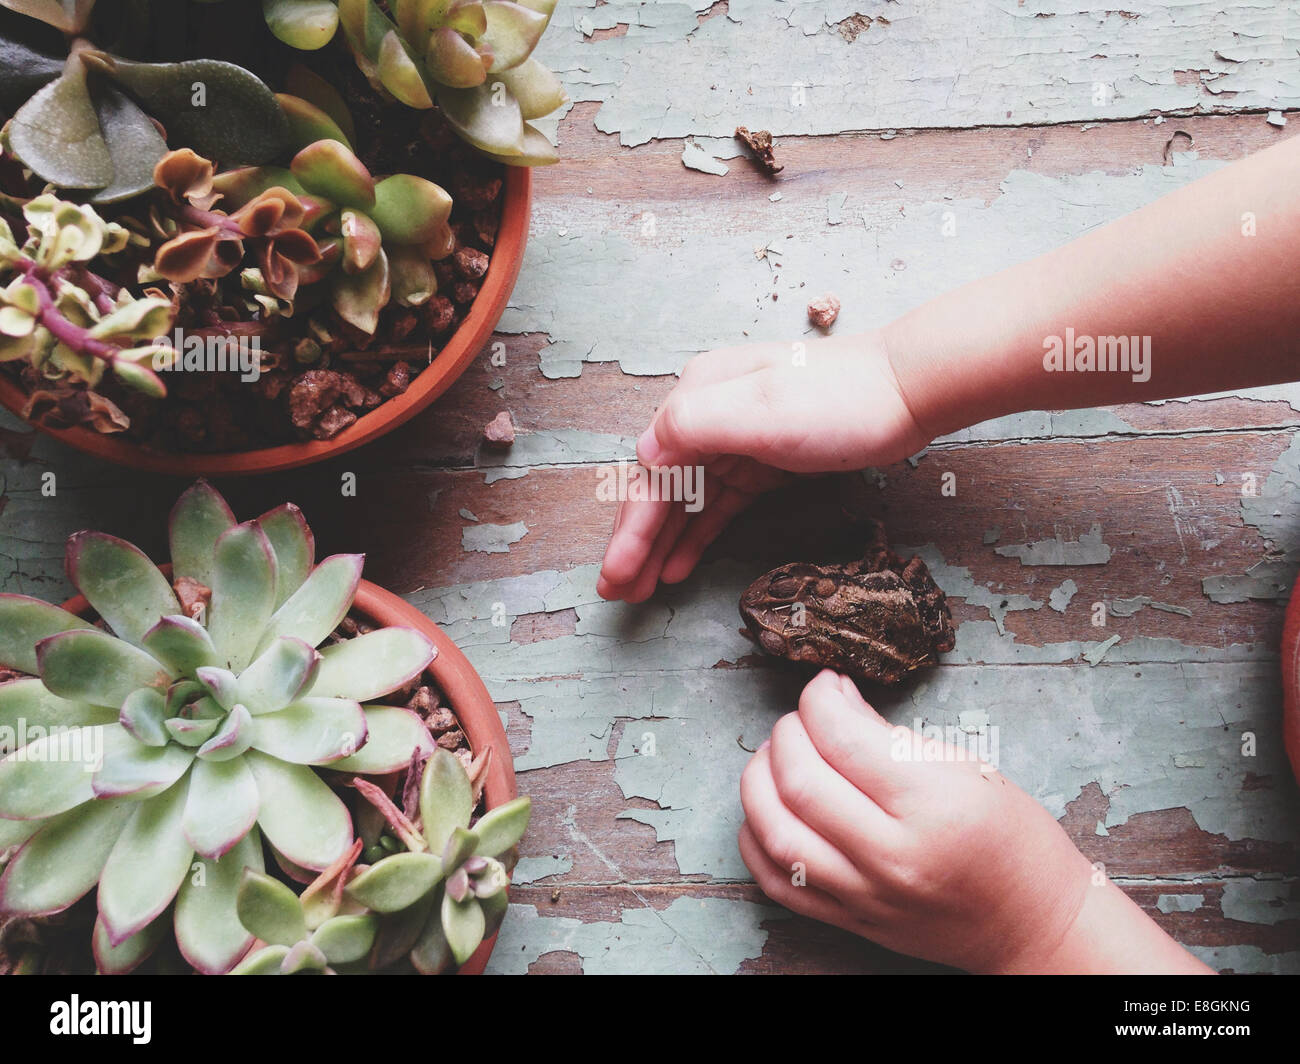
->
[[769, 577, 801, 598]]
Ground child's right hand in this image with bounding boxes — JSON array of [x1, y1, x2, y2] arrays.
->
[[597, 331, 931, 602]]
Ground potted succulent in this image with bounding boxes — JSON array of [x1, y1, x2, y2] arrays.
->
[[0, 0, 563, 474], [0, 480, 526, 974]]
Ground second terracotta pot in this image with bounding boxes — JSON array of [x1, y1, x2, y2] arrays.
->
[[0, 167, 530, 477]]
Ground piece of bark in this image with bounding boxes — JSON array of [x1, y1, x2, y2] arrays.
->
[[735, 126, 784, 175]]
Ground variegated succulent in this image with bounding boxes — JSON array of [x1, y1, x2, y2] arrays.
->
[[264, 0, 566, 165], [0, 193, 174, 399], [0, 480, 436, 974]]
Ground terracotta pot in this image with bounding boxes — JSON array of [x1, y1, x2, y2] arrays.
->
[[1281, 577, 1300, 787], [1, 166, 531, 476], [61, 575, 516, 975]]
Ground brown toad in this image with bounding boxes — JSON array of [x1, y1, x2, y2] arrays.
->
[[739, 521, 955, 685]]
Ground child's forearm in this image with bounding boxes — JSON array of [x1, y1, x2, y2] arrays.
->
[[884, 133, 1300, 441], [994, 878, 1215, 975]]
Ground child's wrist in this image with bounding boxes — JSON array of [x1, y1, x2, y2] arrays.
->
[[982, 872, 1213, 975]]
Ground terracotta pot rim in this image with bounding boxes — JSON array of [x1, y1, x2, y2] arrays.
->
[[0, 166, 531, 477], [59, 573, 513, 975]]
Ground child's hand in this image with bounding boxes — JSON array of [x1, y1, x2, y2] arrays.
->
[[597, 332, 929, 602], [739, 670, 1213, 974]]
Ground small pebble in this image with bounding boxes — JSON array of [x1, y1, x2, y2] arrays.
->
[[483, 410, 516, 447], [807, 293, 841, 329]]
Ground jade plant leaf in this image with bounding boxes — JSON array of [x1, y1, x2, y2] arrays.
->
[[309, 625, 434, 702], [277, 92, 352, 151], [229, 944, 290, 974], [169, 479, 237, 588], [436, 83, 525, 156], [244, 749, 353, 870], [368, 174, 452, 245], [89, 84, 168, 204], [237, 868, 308, 946], [142, 616, 220, 675], [0, 594, 94, 674], [8, 53, 113, 190], [97, 779, 194, 944], [376, 28, 434, 107], [119, 687, 168, 747], [195, 702, 253, 761], [471, 795, 531, 857], [65, 532, 180, 648], [237, 637, 320, 714], [311, 913, 378, 964], [479, 0, 550, 72], [282, 939, 328, 972], [263, 0, 340, 50], [36, 628, 171, 707], [284, 64, 356, 144], [0, 798, 132, 916], [330, 249, 389, 334], [0, 25, 63, 111], [440, 889, 485, 965], [419, 748, 473, 853], [207, 522, 277, 673], [257, 503, 315, 609], [478, 118, 557, 166], [246, 696, 366, 764], [290, 139, 375, 209], [409, 892, 455, 973], [346, 851, 443, 912], [92, 727, 194, 798], [331, 705, 433, 773], [256, 552, 361, 651], [495, 56, 564, 119], [0, 725, 101, 819], [93, 913, 165, 975], [174, 828, 264, 974], [388, 245, 436, 307], [183, 756, 259, 860], [425, 26, 490, 88], [339, 208, 382, 273], [0, 677, 113, 734], [82, 54, 291, 167]]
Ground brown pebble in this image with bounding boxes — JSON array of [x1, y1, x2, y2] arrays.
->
[[483, 410, 515, 448], [807, 293, 841, 329]]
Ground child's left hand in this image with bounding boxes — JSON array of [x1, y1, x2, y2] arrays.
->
[[739, 670, 1213, 974]]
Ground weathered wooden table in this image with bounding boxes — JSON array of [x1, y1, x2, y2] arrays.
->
[[4, 0, 1300, 974]]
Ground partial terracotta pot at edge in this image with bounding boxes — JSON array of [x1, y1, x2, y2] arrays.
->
[[1, 167, 531, 477], [1281, 576, 1300, 787], [61, 575, 516, 975]]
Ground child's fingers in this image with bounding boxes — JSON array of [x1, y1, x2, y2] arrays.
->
[[739, 744, 879, 906], [677, 345, 776, 390], [738, 822, 864, 934], [796, 671, 914, 815], [660, 485, 755, 584], [611, 504, 691, 604], [638, 372, 780, 469], [598, 495, 675, 589], [767, 710, 900, 863]]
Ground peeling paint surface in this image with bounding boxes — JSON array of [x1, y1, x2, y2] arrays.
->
[[3, 0, 1299, 978]]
